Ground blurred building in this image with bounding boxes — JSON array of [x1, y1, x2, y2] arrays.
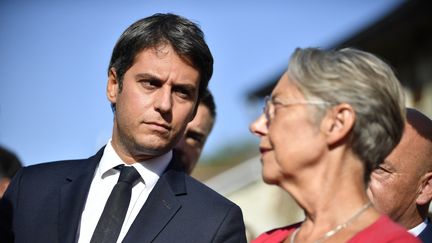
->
[[248, 0, 432, 116], [197, 0, 432, 241]]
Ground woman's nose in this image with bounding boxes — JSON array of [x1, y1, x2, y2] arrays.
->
[[250, 114, 268, 137]]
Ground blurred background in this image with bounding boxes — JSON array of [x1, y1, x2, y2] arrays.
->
[[1, 0, 431, 241]]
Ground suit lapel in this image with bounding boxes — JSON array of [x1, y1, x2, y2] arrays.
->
[[58, 148, 104, 243], [418, 220, 432, 242], [123, 166, 187, 242]]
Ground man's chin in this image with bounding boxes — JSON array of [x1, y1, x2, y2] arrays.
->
[[131, 140, 172, 157]]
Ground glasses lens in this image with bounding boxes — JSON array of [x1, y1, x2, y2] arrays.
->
[[263, 96, 272, 121]]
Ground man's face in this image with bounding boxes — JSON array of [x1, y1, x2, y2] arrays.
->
[[107, 44, 200, 163], [174, 104, 214, 174], [367, 123, 425, 225]]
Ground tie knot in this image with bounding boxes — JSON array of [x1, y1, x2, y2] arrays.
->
[[118, 166, 141, 185]]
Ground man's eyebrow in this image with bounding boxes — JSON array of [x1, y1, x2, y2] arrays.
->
[[379, 160, 396, 171], [135, 73, 197, 91], [174, 83, 197, 91], [187, 130, 205, 139], [135, 73, 161, 80]]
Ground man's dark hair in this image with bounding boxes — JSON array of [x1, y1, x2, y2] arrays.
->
[[0, 146, 22, 179], [108, 13, 213, 109], [200, 89, 216, 119]]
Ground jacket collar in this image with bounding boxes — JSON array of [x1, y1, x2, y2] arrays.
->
[[58, 147, 104, 243], [58, 148, 188, 243], [123, 156, 187, 242]]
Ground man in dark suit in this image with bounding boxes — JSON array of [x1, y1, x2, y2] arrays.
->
[[0, 13, 246, 243], [174, 89, 216, 175], [368, 108, 432, 242]]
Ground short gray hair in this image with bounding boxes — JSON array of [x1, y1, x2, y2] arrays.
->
[[287, 47, 405, 183]]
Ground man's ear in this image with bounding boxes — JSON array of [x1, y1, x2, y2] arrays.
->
[[416, 172, 432, 205], [321, 103, 355, 146], [107, 68, 119, 105]]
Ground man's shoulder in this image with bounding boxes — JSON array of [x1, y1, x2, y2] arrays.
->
[[19, 148, 104, 180], [24, 158, 89, 174], [179, 172, 238, 208], [186, 174, 234, 201], [163, 169, 239, 208], [418, 219, 432, 242]]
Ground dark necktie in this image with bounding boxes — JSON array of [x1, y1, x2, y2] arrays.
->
[[90, 165, 141, 243]]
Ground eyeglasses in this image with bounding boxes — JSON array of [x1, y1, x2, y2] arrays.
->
[[263, 95, 329, 122]]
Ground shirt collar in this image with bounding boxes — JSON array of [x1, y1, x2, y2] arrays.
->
[[408, 218, 428, 236], [98, 139, 172, 187]]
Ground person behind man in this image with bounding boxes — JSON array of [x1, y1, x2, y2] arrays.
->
[[0, 13, 246, 243], [368, 108, 432, 242], [174, 88, 216, 174], [0, 146, 22, 198]]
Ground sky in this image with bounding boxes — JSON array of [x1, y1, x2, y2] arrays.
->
[[0, 0, 405, 166]]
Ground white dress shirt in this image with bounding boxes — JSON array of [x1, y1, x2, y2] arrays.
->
[[77, 140, 172, 243], [408, 218, 428, 237]]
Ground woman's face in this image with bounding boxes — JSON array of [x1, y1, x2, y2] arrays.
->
[[250, 114, 281, 184], [250, 72, 326, 184]]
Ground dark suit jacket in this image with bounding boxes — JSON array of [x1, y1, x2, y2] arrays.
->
[[418, 220, 432, 243], [0, 148, 246, 243]]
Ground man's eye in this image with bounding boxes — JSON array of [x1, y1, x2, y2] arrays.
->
[[174, 87, 193, 99], [186, 132, 204, 145], [374, 165, 391, 175], [140, 80, 159, 89]]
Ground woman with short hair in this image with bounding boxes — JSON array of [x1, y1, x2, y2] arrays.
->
[[250, 48, 419, 243]]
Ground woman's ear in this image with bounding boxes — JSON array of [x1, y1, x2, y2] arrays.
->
[[321, 103, 355, 146], [107, 68, 119, 105]]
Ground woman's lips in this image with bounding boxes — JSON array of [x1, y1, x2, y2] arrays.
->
[[259, 147, 272, 154]]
